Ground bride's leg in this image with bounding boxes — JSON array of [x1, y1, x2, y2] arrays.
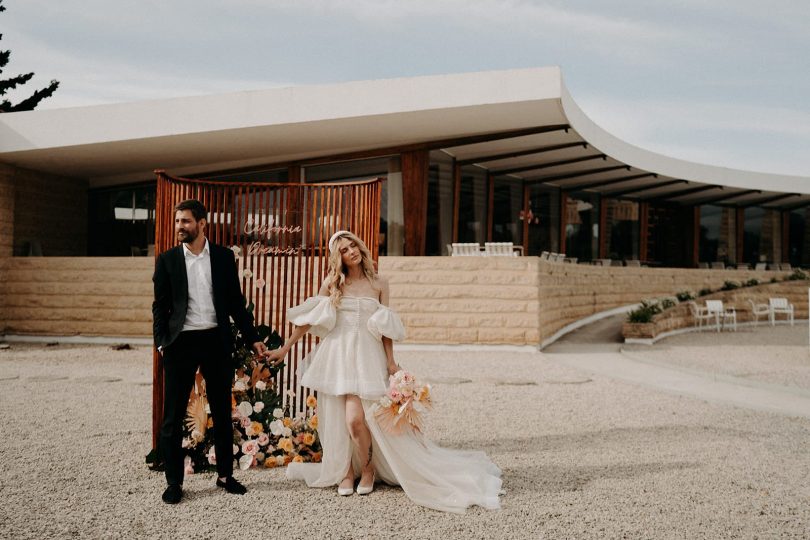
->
[[345, 395, 374, 488]]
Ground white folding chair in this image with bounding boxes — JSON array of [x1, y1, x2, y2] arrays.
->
[[540, 251, 550, 260], [769, 297, 794, 326], [747, 299, 770, 326], [688, 301, 712, 331], [484, 242, 515, 257], [705, 300, 737, 332]]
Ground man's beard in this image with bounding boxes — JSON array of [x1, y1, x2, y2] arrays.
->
[[177, 228, 198, 243]]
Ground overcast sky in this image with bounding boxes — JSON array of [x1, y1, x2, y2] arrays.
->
[[2, 0, 809, 176]]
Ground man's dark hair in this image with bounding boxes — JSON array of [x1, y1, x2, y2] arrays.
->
[[175, 199, 207, 221]]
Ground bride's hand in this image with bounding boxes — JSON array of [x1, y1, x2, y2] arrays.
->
[[264, 347, 287, 366], [387, 362, 401, 376]]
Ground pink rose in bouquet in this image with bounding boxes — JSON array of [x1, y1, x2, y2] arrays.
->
[[374, 370, 432, 435]]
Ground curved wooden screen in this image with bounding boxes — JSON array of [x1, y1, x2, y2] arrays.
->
[[152, 170, 382, 447]]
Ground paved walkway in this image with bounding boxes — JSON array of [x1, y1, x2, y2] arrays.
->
[[543, 315, 810, 419]]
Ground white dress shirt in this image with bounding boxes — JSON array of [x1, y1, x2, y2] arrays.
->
[[182, 239, 218, 331]]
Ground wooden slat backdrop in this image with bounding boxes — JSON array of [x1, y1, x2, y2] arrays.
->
[[151, 170, 382, 447]]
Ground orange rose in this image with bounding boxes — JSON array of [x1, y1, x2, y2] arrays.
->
[[308, 415, 318, 429], [251, 421, 263, 434], [283, 417, 293, 428], [302, 432, 316, 446], [283, 455, 293, 465], [310, 452, 322, 463], [263, 457, 277, 468], [306, 395, 317, 409], [278, 437, 294, 453], [292, 455, 304, 463]]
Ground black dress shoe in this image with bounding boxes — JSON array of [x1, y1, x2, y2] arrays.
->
[[216, 476, 247, 495], [162, 484, 183, 504]]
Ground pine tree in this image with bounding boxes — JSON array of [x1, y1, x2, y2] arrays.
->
[[0, 0, 59, 112]]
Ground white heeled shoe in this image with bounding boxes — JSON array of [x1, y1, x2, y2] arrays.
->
[[356, 471, 375, 495], [337, 478, 354, 496]]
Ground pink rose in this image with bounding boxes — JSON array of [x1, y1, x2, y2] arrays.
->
[[255, 278, 266, 289], [183, 456, 194, 475], [242, 440, 259, 456], [388, 389, 402, 402], [207, 448, 217, 465], [257, 433, 270, 447], [240, 416, 252, 429]]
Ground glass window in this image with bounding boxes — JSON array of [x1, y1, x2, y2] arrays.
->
[[789, 207, 809, 268], [699, 205, 736, 265], [604, 199, 639, 261], [492, 177, 523, 245], [426, 151, 454, 256], [526, 184, 560, 256], [564, 191, 599, 262], [744, 207, 780, 266], [88, 184, 156, 256], [457, 165, 487, 245]]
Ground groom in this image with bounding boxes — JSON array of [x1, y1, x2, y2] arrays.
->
[[152, 199, 270, 504]]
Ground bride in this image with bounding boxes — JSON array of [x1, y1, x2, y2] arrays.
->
[[265, 230, 502, 513]]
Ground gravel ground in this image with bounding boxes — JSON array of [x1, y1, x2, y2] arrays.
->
[[630, 325, 810, 391], [1, 341, 809, 539]]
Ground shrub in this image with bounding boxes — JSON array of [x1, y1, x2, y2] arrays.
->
[[721, 280, 740, 291], [745, 278, 760, 287], [627, 306, 655, 323], [675, 290, 695, 302], [698, 288, 713, 296], [770, 277, 778, 283], [660, 297, 677, 310], [786, 269, 809, 281]]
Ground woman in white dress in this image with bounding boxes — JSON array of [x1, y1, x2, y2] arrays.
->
[[265, 230, 502, 513]]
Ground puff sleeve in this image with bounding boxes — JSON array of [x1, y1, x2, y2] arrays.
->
[[367, 305, 406, 341], [287, 296, 336, 338]]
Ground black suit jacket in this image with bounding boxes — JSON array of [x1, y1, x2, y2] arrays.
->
[[152, 241, 260, 359]]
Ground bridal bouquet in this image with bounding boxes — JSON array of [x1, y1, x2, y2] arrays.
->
[[373, 370, 432, 435]]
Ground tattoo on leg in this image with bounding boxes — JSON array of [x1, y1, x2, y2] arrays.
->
[[365, 445, 373, 468]]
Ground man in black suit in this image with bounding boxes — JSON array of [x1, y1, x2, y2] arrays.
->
[[153, 199, 269, 504]]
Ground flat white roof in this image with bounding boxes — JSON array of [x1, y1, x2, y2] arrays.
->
[[0, 67, 807, 207]]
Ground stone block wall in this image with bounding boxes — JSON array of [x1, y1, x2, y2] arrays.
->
[[1, 257, 153, 337], [534, 262, 785, 342], [379, 256, 541, 345], [11, 166, 88, 256], [0, 255, 796, 344], [0, 165, 14, 257]]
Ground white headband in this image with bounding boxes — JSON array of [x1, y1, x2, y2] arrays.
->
[[328, 230, 351, 253]]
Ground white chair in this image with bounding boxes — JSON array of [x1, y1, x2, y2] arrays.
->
[[780, 263, 793, 271], [540, 251, 550, 260], [705, 300, 737, 332], [687, 301, 712, 331], [769, 297, 794, 326], [451, 243, 480, 256], [484, 242, 516, 257], [710, 262, 725, 270], [747, 299, 770, 326], [554, 253, 567, 263], [755, 262, 767, 271], [625, 260, 641, 267]]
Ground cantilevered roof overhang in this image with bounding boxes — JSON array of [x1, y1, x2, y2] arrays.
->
[[0, 67, 807, 208]]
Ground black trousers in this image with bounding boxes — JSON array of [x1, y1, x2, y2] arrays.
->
[[160, 328, 234, 486]]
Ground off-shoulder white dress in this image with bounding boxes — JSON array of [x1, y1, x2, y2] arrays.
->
[[285, 295, 502, 513]]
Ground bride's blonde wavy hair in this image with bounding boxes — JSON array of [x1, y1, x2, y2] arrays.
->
[[325, 231, 378, 306]]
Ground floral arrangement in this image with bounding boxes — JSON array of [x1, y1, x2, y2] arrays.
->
[[373, 370, 432, 435], [147, 302, 322, 473]]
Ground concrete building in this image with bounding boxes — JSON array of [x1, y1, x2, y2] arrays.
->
[[1, 67, 807, 345]]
